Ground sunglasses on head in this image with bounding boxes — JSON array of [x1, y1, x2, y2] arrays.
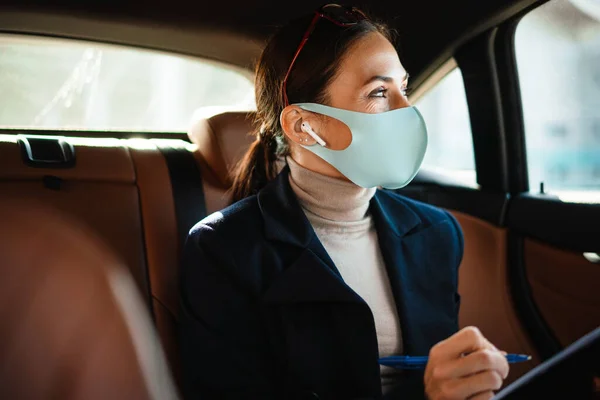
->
[[282, 4, 368, 107]]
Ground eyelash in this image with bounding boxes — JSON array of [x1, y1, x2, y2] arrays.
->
[[368, 85, 409, 99], [369, 87, 388, 98]]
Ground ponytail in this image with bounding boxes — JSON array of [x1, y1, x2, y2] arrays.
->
[[230, 128, 280, 203]]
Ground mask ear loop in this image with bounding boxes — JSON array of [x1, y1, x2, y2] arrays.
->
[[300, 122, 327, 147]]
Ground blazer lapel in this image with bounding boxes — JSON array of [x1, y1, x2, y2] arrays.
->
[[258, 168, 381, 398], [263, 245, 365, 304], [370, 191, 421, 355], [258, 172, 457, 355], [371, 191, 459, 356], [258, 166, 365, 305]]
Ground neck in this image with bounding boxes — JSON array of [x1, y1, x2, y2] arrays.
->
[[287, 156, 376, 222]]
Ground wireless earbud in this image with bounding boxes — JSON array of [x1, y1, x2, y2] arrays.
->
[[300, 121, 327, 147]]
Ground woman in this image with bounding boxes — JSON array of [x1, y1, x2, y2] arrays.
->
[[179, 4, 509, 400]]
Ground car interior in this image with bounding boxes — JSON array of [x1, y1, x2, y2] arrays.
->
[[0, 0, 599, 397]]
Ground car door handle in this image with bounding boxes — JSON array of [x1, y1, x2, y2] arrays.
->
[[583, 252, 600, 264]]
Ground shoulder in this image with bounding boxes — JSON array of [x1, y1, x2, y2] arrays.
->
[[187, 194, 263, 247], [182, 195, 269, 296], [189, 192, 261, 238]]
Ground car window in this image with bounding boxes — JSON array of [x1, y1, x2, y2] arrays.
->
[[415, 67, 476, 186], [515, 0, 600, 203], [0, 35, 256, 132]]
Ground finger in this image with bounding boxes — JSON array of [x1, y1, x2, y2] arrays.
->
[[430, 326, 491, 362], [445, 370, 504, 399], [468, 391, 495, 400], [441, 349, 510, 379], [476, 335, 500, 354]]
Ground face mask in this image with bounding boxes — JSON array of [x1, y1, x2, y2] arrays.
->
[[294, 103, 428, 189]]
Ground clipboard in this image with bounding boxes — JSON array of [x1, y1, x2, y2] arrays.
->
[[494, 326, 599, 399]]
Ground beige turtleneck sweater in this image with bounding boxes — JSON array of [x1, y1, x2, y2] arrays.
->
[[287, 156, 403, 391]]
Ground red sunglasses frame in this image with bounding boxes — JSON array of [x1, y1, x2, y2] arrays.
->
[[281, 4, 367, 107]]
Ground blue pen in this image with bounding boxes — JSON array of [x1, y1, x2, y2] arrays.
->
[[379, 354, 532, 370]]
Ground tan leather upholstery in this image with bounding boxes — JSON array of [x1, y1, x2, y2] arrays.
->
[[128, 146, 182, 386], [0, 137, 149, 300], [188, 112, 257, 187], [188, 111, 257, 214], [0, 198, 178, 400], [0, 135, 135, 182], [450, 211, 540, 386], [0, 135, 184, 387], [525, 238, 600, 347]]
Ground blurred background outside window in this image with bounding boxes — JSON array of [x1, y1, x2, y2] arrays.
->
[[516, 0, 600, 202], [0, 35, 255, 132]]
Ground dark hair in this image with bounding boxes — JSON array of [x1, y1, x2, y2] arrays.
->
[[230, 6, 393, 202]]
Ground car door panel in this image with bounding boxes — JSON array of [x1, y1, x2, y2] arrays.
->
[[524, 238, 600, 347], [451, 211, 541, 385]]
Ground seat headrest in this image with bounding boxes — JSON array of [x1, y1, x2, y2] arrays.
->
[[188, 111, 257, 187]]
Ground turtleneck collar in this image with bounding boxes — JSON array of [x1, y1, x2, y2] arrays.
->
[[287, 156, 376, 222]]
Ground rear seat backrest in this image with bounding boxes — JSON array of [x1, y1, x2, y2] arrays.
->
[[0, 116, 257, 390], [0, 134, 186, 386], [127, 143, 182, 383], [0, 135, 152, 302]]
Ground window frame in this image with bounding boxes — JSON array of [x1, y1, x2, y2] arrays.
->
[[409, 58, 479, 189], [408, 58, 458, 103]]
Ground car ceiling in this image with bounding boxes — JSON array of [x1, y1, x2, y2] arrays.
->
[[0, 0, 540, 87]]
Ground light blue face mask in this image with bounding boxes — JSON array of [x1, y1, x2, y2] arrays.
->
[[295, 103, 428, 189]]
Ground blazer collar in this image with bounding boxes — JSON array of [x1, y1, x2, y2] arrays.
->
[[257, 165, 422, 246], [370, 187, 421, 238], [257, 165, 314, 248], [259, 166, 439, 357]]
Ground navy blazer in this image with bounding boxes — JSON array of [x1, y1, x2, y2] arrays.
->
[[179, 166, 464, 400]]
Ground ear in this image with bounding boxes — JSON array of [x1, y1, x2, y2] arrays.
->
[[280, 105, 321, 146]]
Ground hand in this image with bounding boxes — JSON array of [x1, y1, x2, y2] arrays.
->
[[424, 326, 509, 400]]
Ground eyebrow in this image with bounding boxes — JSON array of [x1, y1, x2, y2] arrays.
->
[[363, 72, 410, 86]]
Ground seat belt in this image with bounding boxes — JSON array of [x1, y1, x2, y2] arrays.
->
[[155, 141, 207, 251]]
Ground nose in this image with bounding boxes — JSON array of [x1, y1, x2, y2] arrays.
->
[[391, 88, 411, 110]]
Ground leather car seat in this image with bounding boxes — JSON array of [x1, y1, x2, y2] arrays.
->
[[0, 197, 179, 400]]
